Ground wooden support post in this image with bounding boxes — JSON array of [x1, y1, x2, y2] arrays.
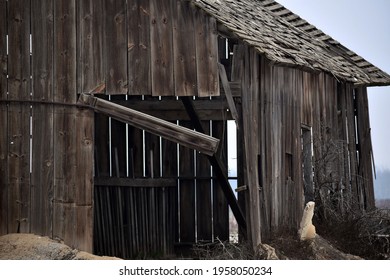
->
[[180, 96, 247, 233], [78, 93, 219, 156]]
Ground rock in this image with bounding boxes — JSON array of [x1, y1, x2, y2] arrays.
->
[[307, 235, 362, 260], [256, 243, 279, 260]]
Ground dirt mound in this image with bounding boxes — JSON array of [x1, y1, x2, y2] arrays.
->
[[268, 234, 362, 260], [0, 234, 120, 260]]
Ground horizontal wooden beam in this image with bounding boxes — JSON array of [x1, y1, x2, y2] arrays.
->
[[78, 93, 219, 156], [95, 177, 176, 188], [114, 98, 233, 121]]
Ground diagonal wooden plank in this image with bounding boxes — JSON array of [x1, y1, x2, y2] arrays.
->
[[218, 62, 240, 129], [180, 96, 247, 233], [78, 93, 219, 156]]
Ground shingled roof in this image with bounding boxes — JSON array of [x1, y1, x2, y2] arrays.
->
[[192, 0, 390, 86]]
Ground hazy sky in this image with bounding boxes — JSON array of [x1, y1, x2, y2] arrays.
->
[[276, 0, 390, 172]]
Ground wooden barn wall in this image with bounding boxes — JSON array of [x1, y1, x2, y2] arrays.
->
[[234, 46, 304, 239], [0, 0, 376, 256], [79, 0, 219, 97], [311, 77, 375, 214], [234, 44, 375, 239], [259, 56, 304, 236], [0, 0, 222, 255], [0, 0, 94, 252]]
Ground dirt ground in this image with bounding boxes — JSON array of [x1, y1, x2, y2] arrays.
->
[[0, 234, 120, 260], [267, 234, 362, 260], [0, 233, 362, 260]]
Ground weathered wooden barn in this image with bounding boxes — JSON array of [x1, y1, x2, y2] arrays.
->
[[1, 0, 390, 258]]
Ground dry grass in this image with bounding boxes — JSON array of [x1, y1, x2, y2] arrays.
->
[[193, 237, 257, 260], [316, 208, 390, 259]]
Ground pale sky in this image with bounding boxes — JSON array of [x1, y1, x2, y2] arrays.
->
[[277, 0, 390, 171]]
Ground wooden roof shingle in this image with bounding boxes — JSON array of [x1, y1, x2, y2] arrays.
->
[[192, 0, 390, 86]]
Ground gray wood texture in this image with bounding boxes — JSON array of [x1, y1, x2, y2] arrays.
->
[[0, 0, 8, 236], [7, 0, 31, 234], [31, 0, 54, 237]]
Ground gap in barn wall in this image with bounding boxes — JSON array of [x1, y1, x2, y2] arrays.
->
[[227, 120, 238, 242]]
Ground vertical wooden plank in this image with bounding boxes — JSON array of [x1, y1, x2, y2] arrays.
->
[[281, 67, 290, 227], [128, 121, 144, 178], [231, 44, 247, 240], [31, 0, 54, 237], [301, 72, 313, 127], [110, 95, 127, 177], [128, 0, 151, 96], [75, 0, 96, 251], [7, 0, 31, 233], [345, 84, 359, 207], [293, 69, 304, 229], [194, 9, 219, 97], [75, 108, 94, 252], [355, 87, 375, 210], [328, 75, 341, 201], [94, 100, 110, 177], [161, 121, 178, 243], [79, 0, 105, 93], [53, 0, 77, 246], [196, 121, 212, 241], [105, 0, 127, 94], [337, 83, 350, 214], [337, 82, 347, 213], [0, 0, 8, 235], [143, 96, 161, 178], [172, 0, 197, 96], [250, 48, 261, 243], [270, 66, 283, 232], [259, 56, 273, 238], [212, 120, 229, 241], [242, 48, 262, 246], [145, 132, 160, 178], [150, 0, 174, 96], [178, 121, 195, 243]]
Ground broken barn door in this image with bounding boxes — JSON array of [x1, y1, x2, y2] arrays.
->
[[78, 93, 219, 156]]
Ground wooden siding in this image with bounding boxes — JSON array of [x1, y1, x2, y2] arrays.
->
[[79, 0, 105, 94], [31, 0, 54, 237], [77, 0, 218, 96], [0, 0, 94, 252], [0, 0, 219, 253], [7, 0, 31, 234], [233, 44, 375, 238], [0, 0, 377, 255], [128, 0, 151, 96]]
